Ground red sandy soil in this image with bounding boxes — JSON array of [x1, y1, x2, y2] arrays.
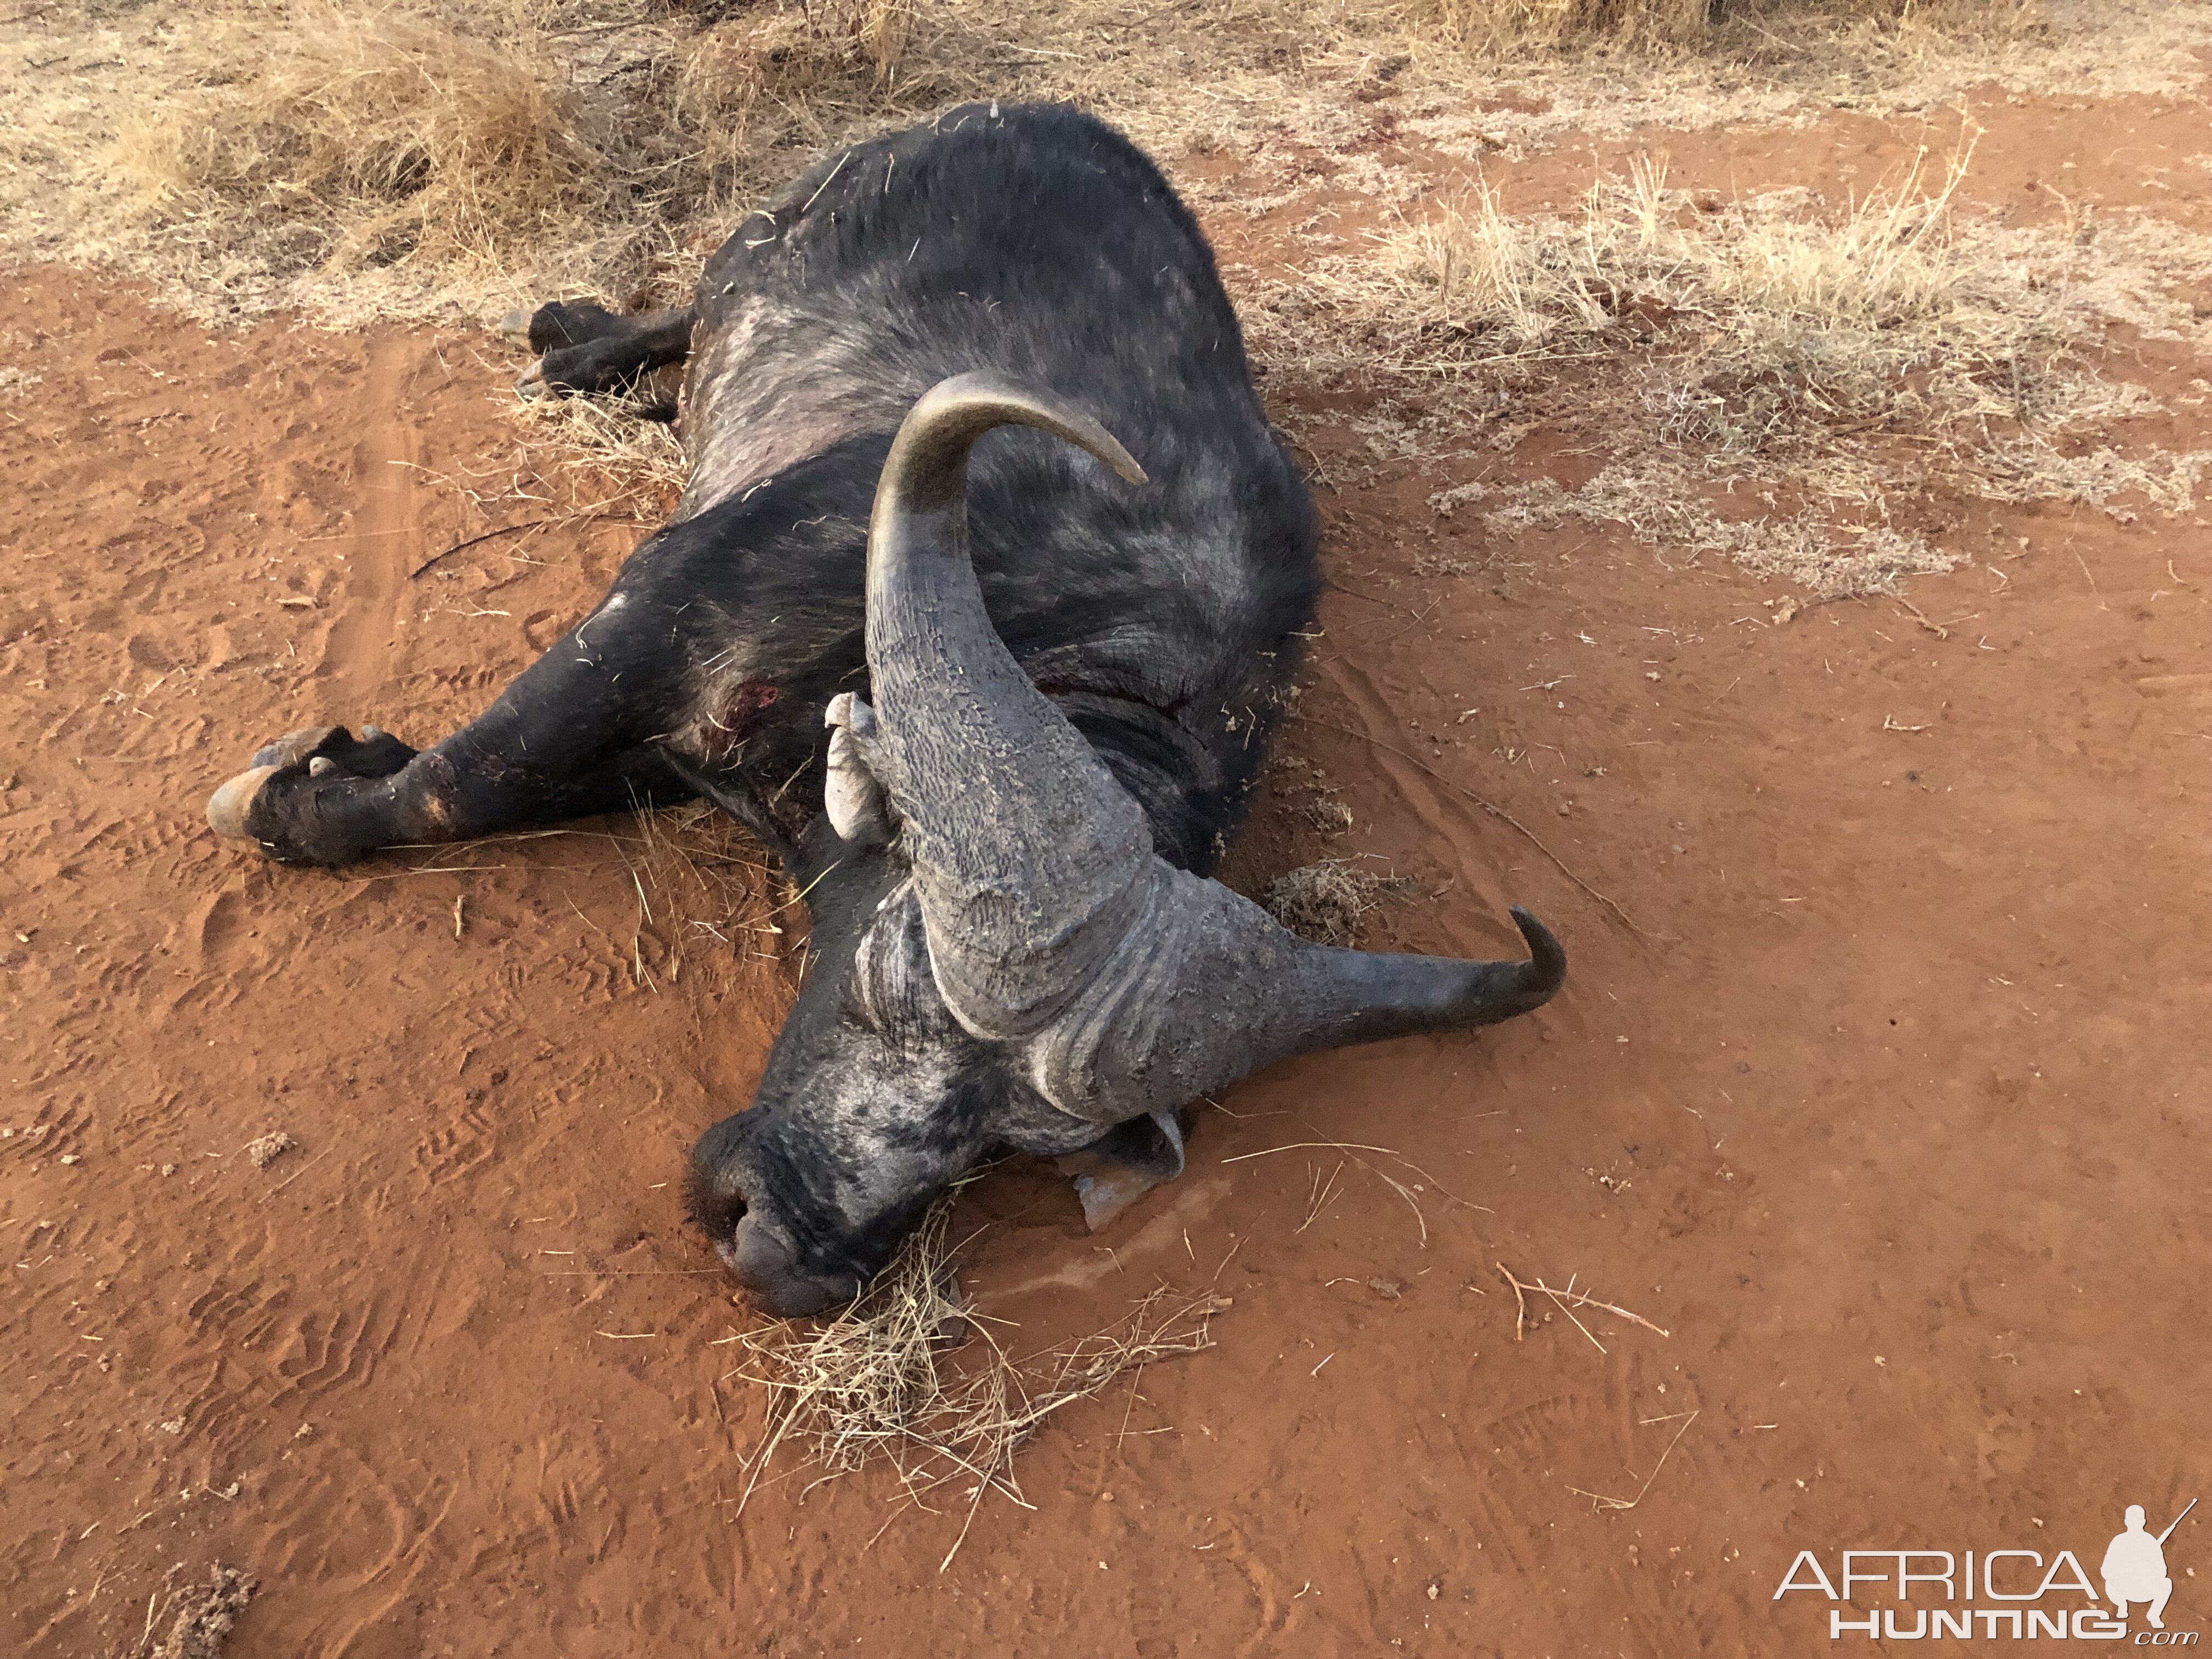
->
[[4, 91, 2208, 1659]]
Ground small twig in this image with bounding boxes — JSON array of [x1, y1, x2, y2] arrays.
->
[[407, 514, 639, 579], [1496, 1264, 1670, 1346], [258, 1150, 329, 1201], [1286, 714, 1640, 935], [1894, 596, 1950, 640], [1498, 1262, 1530, 1340], [1221, 1141, 1409, 1164], [2075, 551, 2109, 611], [1566, 1410, 1700, 1512]]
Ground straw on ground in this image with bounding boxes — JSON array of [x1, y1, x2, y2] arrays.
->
[[726, 1195, 1228, 1568]]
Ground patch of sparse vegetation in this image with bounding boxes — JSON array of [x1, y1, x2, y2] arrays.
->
[[729, 1194, 1227, 1564], [1402, 0, 2046, 58], [151, 0, 926, 312], [1272, 145, 2212, 591], [4, 0, 2208, 600]]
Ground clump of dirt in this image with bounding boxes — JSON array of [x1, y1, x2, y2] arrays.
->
[[242, 1131, 296, 1170], [1263, 859, 1415, 946], [145, 1566, 256, 1659]]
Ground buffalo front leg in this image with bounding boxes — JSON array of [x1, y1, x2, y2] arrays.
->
[[503, 299, 698, 403], [207, 589, 699, 868]]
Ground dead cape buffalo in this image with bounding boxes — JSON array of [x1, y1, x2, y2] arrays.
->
[[206, 102, 1564, 1314]]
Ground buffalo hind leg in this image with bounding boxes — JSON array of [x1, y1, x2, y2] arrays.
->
[[502, 298, 697, 405]]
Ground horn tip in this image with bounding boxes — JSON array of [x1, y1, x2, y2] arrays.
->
[[1507, 906, 1566, 994]]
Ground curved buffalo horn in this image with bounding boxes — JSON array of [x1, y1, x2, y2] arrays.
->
[[862, 373, 1565, 1116], [862, 371, 1156, 1039]]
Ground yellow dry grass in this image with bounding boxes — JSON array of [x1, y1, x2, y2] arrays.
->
[[1404, 0, 2046, 57], [4, 0, 2207, 592], [113, 5, 607, 277], [1267, 140, 2212, 591], [728, 1194, 1228, 1566], [9, 0, 2204, 324], [1357, 146, 1980, 415]]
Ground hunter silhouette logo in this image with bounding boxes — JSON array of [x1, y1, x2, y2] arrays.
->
[[2107, 1502, 2194, 1632], [1774, 1498, 2198, 1642]]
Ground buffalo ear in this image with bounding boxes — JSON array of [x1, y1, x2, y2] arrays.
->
[[1054, 1109, 1189, 1231], [822, 693, 895, 848]]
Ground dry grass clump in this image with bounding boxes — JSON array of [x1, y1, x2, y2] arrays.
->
[[1408, 0, 1715, 55], [1368, 148, 1988, 439], [673, 0, 926, 213], [1263, 858, 1415, 946], [115, 4, 613, 279], [67, 0, 936, 321], [507, 391, 692, 520], [1403, 0, 2045, 57], [729, 1195, 1227, 1561], [1277, 142, 2212, 591]]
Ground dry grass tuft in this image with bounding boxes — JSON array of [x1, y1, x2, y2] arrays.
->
[[729, 1195, 1228, 1564], [1271, 140, 2212, 591], [507, 392, 691, 521], [1263, 858, 1415, 946], [58, 0, 936, 323], [1402, 0, 2046, 57], [1362, 146, 1983, 431], [114, 4, 613, 280], [674, 0, 927, 215]]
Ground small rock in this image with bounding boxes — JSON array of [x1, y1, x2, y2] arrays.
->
[[244, 1131, 296, 1171]]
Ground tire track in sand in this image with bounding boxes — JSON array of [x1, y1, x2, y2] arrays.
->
[[318, 334, 426, 702]]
